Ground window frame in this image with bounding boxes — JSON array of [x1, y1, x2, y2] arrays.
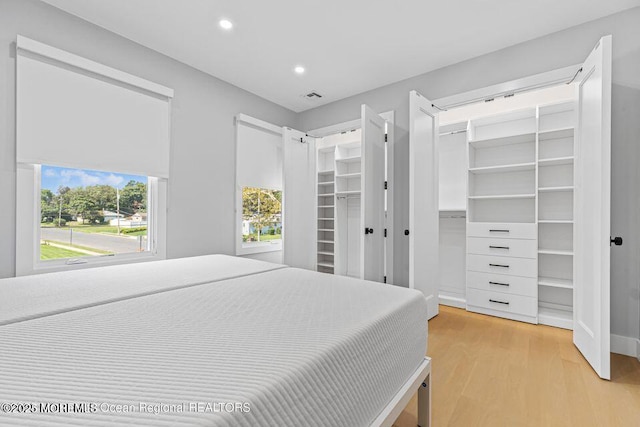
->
[[16, 164, 167, 276], [234, 114, 284, 256]]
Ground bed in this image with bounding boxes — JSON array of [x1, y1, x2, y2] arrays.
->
[[0, 255, 430, 426]]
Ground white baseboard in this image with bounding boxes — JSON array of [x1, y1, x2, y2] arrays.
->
[[611, 334, 640, 359], [439, 294, 466, 309]]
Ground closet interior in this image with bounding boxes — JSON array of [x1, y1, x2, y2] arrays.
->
[[437, 86, 577, 329], [316, 130, 363, 278]]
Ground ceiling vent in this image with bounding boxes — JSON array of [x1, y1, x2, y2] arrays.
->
[[305, 92, 322, 99]]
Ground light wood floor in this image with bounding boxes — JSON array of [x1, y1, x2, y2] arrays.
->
[[394, 305, 640, 427]]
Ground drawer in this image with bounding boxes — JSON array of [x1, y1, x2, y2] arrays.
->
[[467, 237, 537, 259], [467, 288, 538, 317], [467, 271, 537, 298], [467, 223, 536, 240], [467, 254, 537, 278]]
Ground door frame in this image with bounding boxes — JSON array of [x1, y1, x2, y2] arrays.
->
[[308, 110, 395, 285]]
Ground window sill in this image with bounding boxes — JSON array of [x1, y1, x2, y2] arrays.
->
[[28, 252, 163, 276]]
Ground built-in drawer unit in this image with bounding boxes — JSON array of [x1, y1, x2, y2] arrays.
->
[[467, 222, 537, 240], [467, 254, 537, 278], [466, 271, 537, 298], [467, 237, 537, 259], [467, 288, 538, 318]]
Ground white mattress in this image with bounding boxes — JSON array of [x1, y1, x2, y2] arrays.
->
[[0, 255, 428, 426]]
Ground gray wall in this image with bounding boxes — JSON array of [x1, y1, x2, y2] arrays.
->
[[298, 7, 640, 341], [0, 0, 297, 277]]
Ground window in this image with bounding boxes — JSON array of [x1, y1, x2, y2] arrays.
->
[[15, 36, 171, 276], [242, 187, 282, 248], [39, 166, 150, 261], [235, 114, 283, 256]]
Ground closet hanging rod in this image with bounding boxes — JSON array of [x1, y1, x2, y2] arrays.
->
[[439, 129, 467, 136], [430, 66, 583, 111]]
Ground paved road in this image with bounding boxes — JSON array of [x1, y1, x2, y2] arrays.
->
[[41, 228, 146, 254]]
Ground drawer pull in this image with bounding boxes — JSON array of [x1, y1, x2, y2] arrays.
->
[[489, 299, 510, 305], [489, 229, 510, 233], [489, 263, 509, 268], [489, 281, 509, 287], [489, 245, 510, 250]]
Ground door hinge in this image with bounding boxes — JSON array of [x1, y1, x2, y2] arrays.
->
[[384, 228, 387, 237], [385, 133, 388, 142], [384, 275, 387, 283], [384, 181, 388, 190]]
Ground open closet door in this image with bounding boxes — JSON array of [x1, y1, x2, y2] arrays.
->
[[282, 127, 317, 270], [573, 35, 612, 380], [361, 104, 386, 282], [409, 91, 439, 320]]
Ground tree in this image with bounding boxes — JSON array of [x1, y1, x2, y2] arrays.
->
[[119, 180, 147, 214], [68, 188, 102, 224], [40, 189, 56, 221], [242, 187, 282, 241], [86, 185, 117, 212]]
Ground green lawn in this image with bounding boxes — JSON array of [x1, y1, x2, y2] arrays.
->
[[244, 234, 282, 242], [41, 222, 146, 236], [40, 244, 86, 260], [44, 240, 112, 255]]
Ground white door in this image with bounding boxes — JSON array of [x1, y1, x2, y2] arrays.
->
[[573, 35, 612, 380], [282, 127, 317, 270], [409, 91, 440, 320], [361, 104, 386, 282]]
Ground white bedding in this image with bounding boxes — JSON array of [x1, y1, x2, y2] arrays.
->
[[0, 255, 428, 426]]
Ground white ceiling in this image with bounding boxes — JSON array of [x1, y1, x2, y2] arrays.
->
[[41, 0, 640, 112]]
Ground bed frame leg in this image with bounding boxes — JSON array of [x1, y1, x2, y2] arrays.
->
[[417, 373, 430, 427]]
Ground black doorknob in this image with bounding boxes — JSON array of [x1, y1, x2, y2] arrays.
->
[[404, 229, 410, 236], [610, 236, 623, 246], [365, 227, 374, 235]]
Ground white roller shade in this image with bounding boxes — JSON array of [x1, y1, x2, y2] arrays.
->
[[16, 36, 172, 178], [236, 115, 283, 190]]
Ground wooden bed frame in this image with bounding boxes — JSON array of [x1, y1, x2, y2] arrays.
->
[[371, 357, 431, 427]]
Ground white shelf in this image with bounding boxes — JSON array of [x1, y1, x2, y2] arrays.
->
[[538, 127, 574, 140], [317, 240, 334, 244], [539, 277, 573, 289], [336, 156, 361, 163], [318, 170, 334, 175], [317, 251, 334, 256], [318, 228, 334, 232], [469, 132, 535, 148], [318, 181, 334, 186], [335, 172, 362, 178], [318, 218, 335, 221], [318, 205, 334, 208], [468, 194, 536, 200], [538, 186, 574, 193], [539, 220, 573, 224], [538, 156, 574, 166], [317, 262, 334, 268], [469, 162, 535, 174], [336, 190, 361, 196], [538, 249, 574, 256], [538, 306, 573, 330]]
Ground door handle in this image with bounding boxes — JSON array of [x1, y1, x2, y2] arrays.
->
[[365, 227, 374, 235], [610, 236, 623, 246], [489, 245, 510, 250], [489, 299, 510, 305], [489, 263, 509, 268], [489, 281, 509, 287], [404, 229, 410, 236]]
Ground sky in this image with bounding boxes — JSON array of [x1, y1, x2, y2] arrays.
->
[[41, 165, 147, 192]]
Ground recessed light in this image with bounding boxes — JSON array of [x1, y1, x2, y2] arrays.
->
[[219, 19, 233, 30], [294, 66, 305, 74]]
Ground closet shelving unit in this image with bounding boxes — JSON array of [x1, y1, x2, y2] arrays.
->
[[465, 109, 539, 324], [464, 102, 577, 329], [536, 101, 575, 329], [317, 148, 336, 273], [334, 139, 363, 278], [315, 130, 364, 278]]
